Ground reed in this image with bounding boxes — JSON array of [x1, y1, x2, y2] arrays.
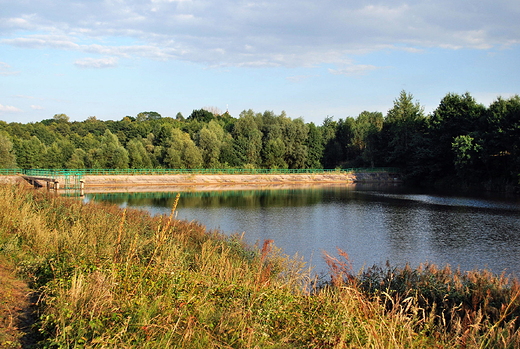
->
[[0, 183, 519, 348]]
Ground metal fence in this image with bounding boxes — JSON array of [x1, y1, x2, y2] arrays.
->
[[0, 169, 22, 175], [1, 167, 400, 177], [0, 167, 399, 177], [7, 168, 402, 176]]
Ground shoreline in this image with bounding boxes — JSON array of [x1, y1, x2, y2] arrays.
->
[[2, 172, 402, 193], [81, 172, 400, 193], [82, 173, 356, 193]]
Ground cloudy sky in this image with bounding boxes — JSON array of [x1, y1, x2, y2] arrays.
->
[[1, 0, 519, 124]]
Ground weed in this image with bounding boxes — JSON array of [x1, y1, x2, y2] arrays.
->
[[0, 184, 519, 348]]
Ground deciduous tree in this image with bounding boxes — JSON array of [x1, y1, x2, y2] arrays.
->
[[0, 133, 16, 168], [127, 138, 153, 169]]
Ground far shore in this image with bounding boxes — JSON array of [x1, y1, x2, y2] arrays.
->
[[82, 173, 355, 193], [2, 172, 402, 193]]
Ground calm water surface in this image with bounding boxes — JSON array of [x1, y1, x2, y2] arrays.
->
[[86, 185, 520, 277]]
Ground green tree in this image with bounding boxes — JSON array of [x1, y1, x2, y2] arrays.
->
[[263, 138, 287, 168], [188, 109, 215, 123], [481, 95, 520, 185], [381, 91, 425, 167], [320, 117, 341, 168], [232, 111, 263, 167], [452, 135, 482, 180], [13, 136, 46, 169], [127, 138, 153, 169], [32, 123, 58, 146], [321, 117, 356, 168], [88, 130, 129, 169], [305, 123, 323, 168], [0, 133, 17, 168], [259, 111, 285, 168], [66, 149, 87, 169], [197, 125, 222, 168], [53, 113, 70, 123], [219, 135, 239, 167], [50, 120, 72, 137], [182, 140, 203, 169], [351, 111, 383, 167], [42, 140, 74, 168], [280, 116, 308, 169], [81, 116, 107, 136], [137, 111, 162, 121], [164, 129, 202, 169], [427, 92, 485, 179], [155, 124, 175, 147]]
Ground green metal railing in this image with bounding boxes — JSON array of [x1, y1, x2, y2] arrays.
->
[[8, 167, 399, 177], [0, 169, 22, 175]]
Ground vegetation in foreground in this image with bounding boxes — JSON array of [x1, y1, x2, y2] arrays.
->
[[0, 184, 519, 348]]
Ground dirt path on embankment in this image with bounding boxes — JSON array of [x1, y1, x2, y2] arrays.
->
[[81, 172, 391, 192], [0, 260, 40, 348], [2, 172, 401, 192]]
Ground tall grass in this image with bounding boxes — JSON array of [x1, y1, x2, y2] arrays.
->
[[0, 183, 519, 348]]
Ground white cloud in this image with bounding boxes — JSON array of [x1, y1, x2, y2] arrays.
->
[[0, 104, 22, 113], [286, 75, 318, 83], [31, 105, 45, 110], [74, 57, 118, 68], [329, 64, 380, 76], [2, 35, 79, 50], [0, 62, 19, 76], [13, 95, 43, 100], [1, 0, 519, 68]]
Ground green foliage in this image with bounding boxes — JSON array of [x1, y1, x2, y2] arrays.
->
[[452, 135, 482, 179], [137, 111, 162, 121], [1, 91, 519, 190], [427, 92, 485, 179], [0, 133, 17, 168], [263, 137, 287, 169], [42, 140, 75, 169], [163, 128, 203, 169], [381, 91, 425, 167], [232, 111, 263, 167], [127, 138, 153, 169], [196, 123, 222, 168], [305, 123, 323, 168], [88, 130, 130, 169], [53, 113, 70, 123], [350, 111, 384, 167], [280, 116, 308, 169], [66, 148, 87, 169], [188, 109, 215, 123], [12, 136, 46, 169], [481, 96, 520, 185]]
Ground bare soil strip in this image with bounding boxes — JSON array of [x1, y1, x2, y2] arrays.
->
[[81, 172, 400, 193], [83, 173, 355, 186], [0, 260, 40, 348], [81, 173, 359, 192]]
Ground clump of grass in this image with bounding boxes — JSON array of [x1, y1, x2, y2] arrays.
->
[[323, 248, 520, 347], [0, 183, 519, 348]]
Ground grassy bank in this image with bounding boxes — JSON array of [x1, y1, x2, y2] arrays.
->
[[0, 184, 519, 348]]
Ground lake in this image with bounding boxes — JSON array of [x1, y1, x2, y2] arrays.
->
[[85, 184, 520, 278]]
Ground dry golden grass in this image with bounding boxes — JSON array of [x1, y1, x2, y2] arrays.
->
[[0, 183, 519, 348]]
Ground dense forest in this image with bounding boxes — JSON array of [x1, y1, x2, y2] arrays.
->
[[0, 91, 519, 190]]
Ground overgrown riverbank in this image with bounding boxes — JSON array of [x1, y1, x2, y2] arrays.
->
[[1, 184, 519, 348]]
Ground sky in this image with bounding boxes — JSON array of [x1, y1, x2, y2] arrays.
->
[[1, 0, 519, 125]]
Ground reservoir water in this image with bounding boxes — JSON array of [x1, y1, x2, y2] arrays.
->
[[86, 184, 520, 277]]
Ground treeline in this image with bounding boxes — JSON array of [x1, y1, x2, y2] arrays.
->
[[0, 91, 519, 189]]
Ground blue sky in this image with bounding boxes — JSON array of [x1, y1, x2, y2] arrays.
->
[[1, 0, 519, 125]]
